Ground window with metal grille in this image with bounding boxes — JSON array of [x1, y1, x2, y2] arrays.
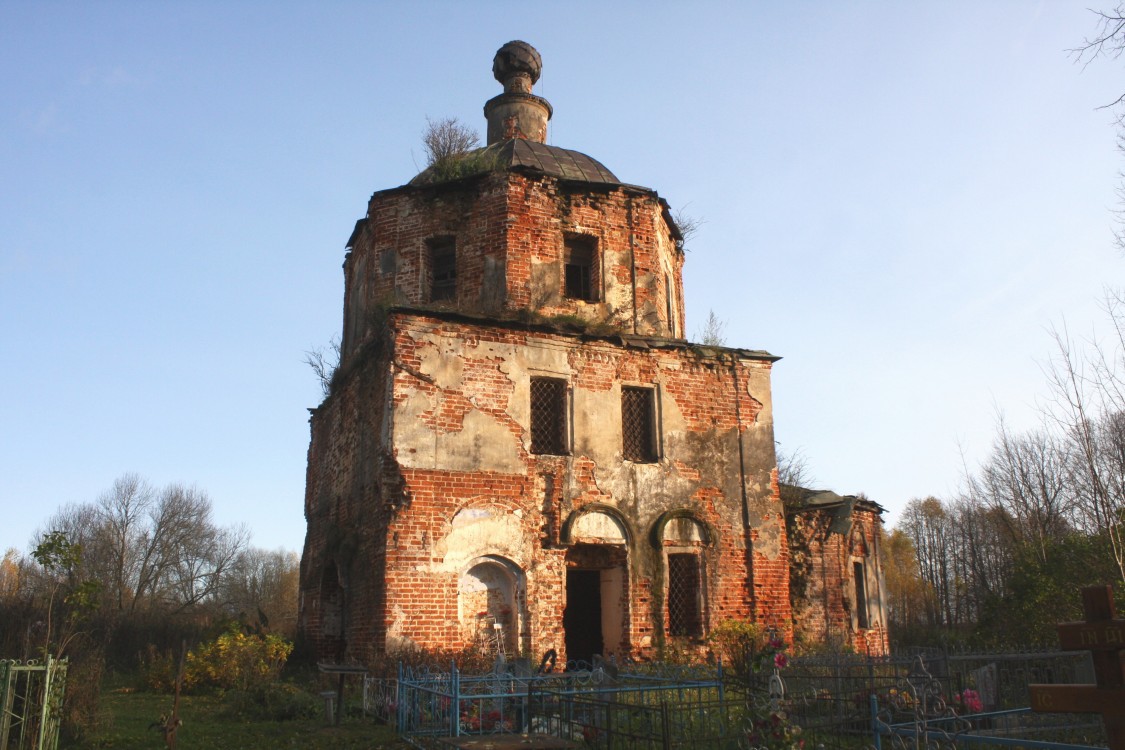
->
[[429, 238, 456, 302], [667, 552, 703, 637], [621, 387, 657, 463], [854, 561, 870, 629], [530, 377, 568, 455], [564, 237, 596, 301]]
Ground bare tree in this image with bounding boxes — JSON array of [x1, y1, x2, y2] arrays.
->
[[1071, 5, 1125, 249], [422, 116, 480, 167], [900, 497, 955, 628], [971, 418, 1074, 564], [1071, 5, 1125, 98], [218, 548, 300, 636], [96, 473, 155, 611], [1044, 293, 1125, 584], [672, 207, 704, 251], [416, 117, 491, 184], [140, 484, 246, 611], [776, 446, 814, 489], [304, 335, 341, 398], [40, 476, 250, 614]]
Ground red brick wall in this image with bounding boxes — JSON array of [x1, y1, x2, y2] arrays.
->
[[301, 158, 787, 666], [787, 504, 889, 656], [298, 311, 788, 663], [299, 337, 398, 660], [340, 172, 685, 363]]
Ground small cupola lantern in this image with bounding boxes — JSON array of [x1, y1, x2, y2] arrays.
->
[[484, 40, 553, 145]]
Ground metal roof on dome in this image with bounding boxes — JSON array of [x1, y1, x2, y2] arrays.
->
[[498, 139, 619, 183]]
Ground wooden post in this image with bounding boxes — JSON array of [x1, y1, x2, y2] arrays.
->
[[1029, 585, 1125, 750]]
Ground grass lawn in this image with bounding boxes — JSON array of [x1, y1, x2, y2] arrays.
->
[[76, 686, 410, 749]]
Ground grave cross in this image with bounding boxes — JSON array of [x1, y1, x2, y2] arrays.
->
[[1029, 585, 1125, 750]]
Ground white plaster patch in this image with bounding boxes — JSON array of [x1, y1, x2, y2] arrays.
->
[[572, 387, 619, 464], [663, 516, 707, 543], [418, 342, 463, 386], [393, 390, 523, 473], [452, 507, 493, 526], [572, 511, 627, 543], [435, 511, 529, 572], [394, 389, 437, 463], [586, 377, 697, 507], [745, 364, 773, 424], [490, 342, 571, 380], [447, 410, 523, 472]]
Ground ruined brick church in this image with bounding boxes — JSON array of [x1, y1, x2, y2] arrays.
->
[[298, 42, 888, 663]]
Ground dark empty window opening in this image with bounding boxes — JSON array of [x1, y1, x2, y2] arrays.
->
[[429, 238, 456, 302], [564, 569, 604, 664], [564, 237, 597, 301], [854, 561, 870, 629], [530, 377, 568, 455], [668, 553, 703, 637], [622, 387, 657, 463], [665, 276, 675, 335]]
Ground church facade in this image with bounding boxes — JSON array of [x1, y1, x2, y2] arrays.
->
[[298, 42, 885, 664]]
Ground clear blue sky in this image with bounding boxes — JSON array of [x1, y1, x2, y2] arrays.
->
[[1, 1, 1120, 555]]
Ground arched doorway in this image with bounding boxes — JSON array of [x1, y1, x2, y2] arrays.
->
[[562, 507, 630, 664]]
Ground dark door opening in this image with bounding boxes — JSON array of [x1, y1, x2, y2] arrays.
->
[[564, 569, 603, 665]]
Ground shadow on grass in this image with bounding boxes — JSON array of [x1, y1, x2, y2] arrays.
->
[[77, 686, 409, 749]]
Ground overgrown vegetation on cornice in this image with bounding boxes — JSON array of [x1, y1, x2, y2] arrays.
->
[[417, 149, 499, 185]]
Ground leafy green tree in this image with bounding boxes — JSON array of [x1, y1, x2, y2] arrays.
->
[[974, 532, 1118, 647], [31, 530, 100, 657]]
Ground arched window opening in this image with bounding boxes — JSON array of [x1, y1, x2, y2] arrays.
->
[[659, 514, 711, 640], [459, 557, 524, 657], [667, 553, 703, 637]]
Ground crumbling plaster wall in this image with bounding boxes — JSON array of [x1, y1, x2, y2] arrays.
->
[[305, 168, 781, 662], [376, 312, 788, 658]]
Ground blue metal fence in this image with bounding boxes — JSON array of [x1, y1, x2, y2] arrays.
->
[[396, 660, 724, 748], [393, 652, 1110, 750]]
